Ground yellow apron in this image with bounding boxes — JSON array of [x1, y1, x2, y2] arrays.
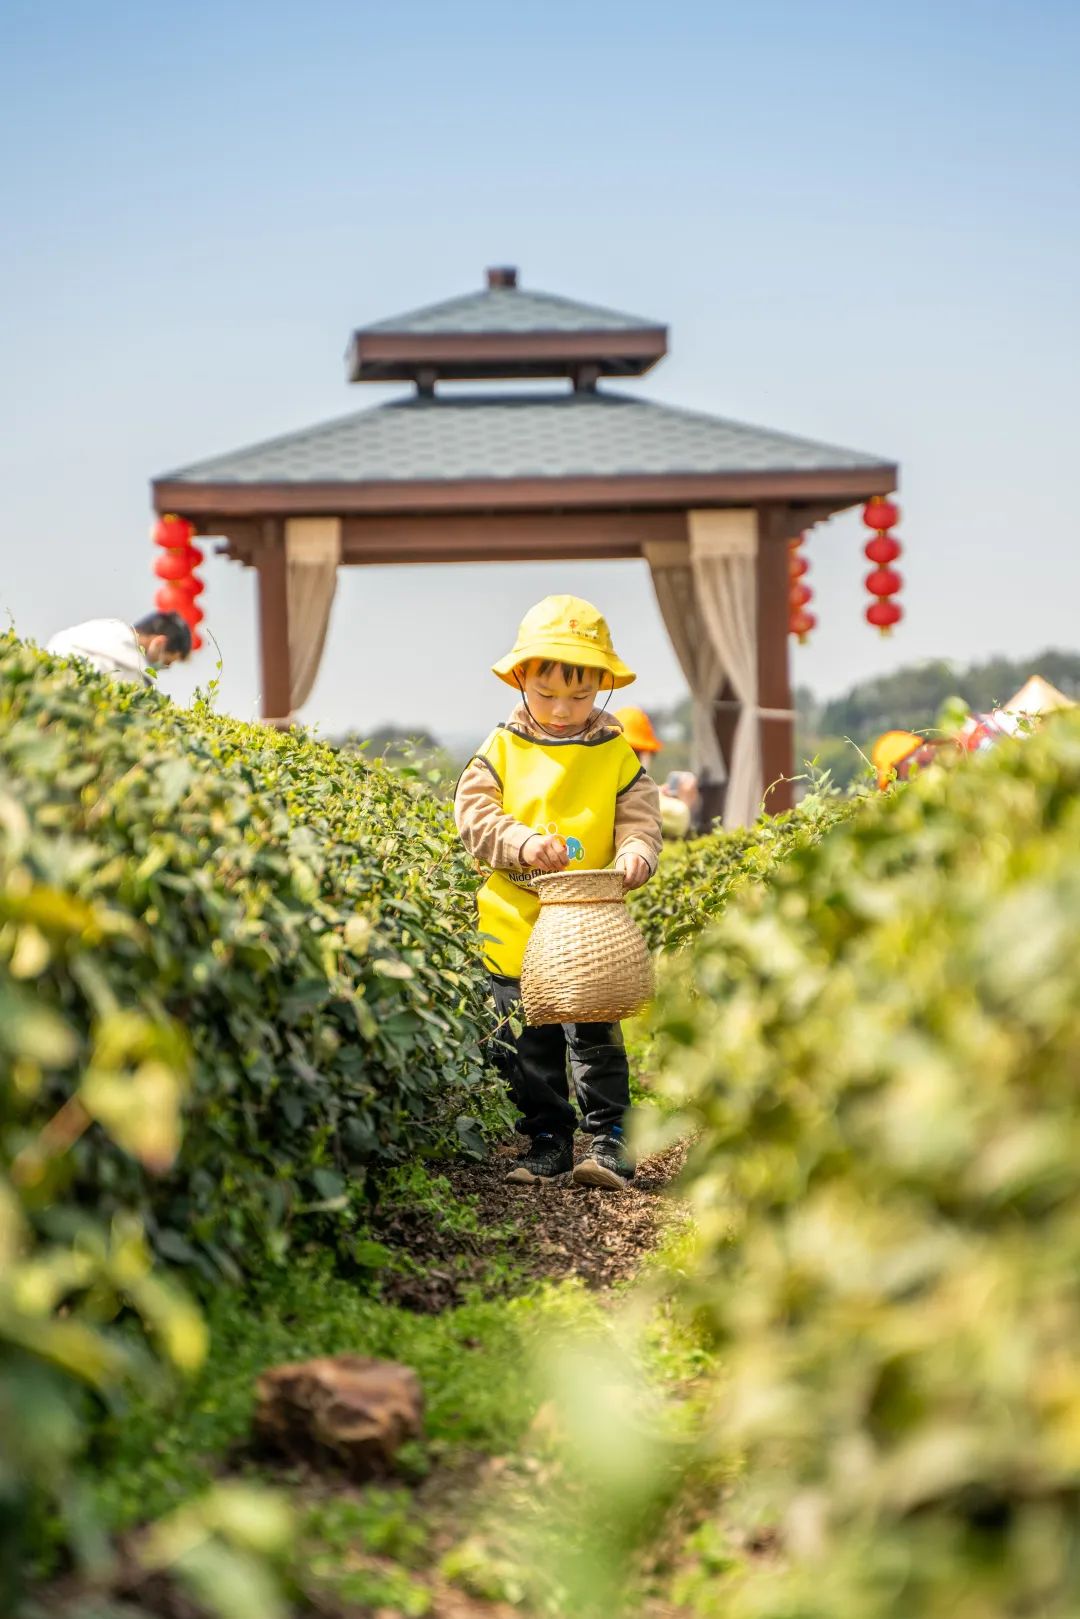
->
[[473, 723, 643, 977]]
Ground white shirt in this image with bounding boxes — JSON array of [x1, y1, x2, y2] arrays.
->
[[45, 619, 149, 684]]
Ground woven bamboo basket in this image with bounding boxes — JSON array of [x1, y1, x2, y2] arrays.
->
[[520, 869, 654, 1026]]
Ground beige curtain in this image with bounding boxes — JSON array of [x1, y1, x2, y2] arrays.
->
[[687, 510, 763, 828], [643, 538, 727, 782], [285, 518, 341, 713]]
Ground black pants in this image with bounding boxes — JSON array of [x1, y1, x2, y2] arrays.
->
[[489, 973, 630, 1141]]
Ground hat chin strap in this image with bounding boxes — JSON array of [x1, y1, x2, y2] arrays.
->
[[514, 671, 615, 738]]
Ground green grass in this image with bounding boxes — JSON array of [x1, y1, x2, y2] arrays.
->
[[374, 1163, 491, 1235], [300, 1491, 434, 1615], [62, 1255, 565, 1613], [85, 1262, 544, 1536]]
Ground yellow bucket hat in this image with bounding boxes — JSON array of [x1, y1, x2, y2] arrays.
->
[[492, 595, 636, 690]]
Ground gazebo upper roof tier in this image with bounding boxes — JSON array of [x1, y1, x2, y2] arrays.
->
[[154, 389, 896, 519], [346, 268, 667, 383]]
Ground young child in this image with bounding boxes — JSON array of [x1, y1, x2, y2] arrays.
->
[[454, 596, 662, 1191]]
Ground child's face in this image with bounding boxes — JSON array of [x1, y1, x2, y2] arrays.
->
[[519, 661, 602, 734]]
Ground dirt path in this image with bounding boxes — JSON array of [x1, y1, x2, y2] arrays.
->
[[375, 1137, 689, 1311], [351, 1137, 693, 1619]]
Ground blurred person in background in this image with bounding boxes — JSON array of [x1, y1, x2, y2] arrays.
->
[[46, 611, 192, 685], [615, 705, 703, 838], [659, 770, 701, 839], [614, 705, 663, 770]]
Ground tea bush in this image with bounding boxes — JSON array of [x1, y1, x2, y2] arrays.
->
[[649, 713, 1080, 1617], [0, 633, 498, 1283], [631, 789, 856, 953], [1, 633, 504, 1595]]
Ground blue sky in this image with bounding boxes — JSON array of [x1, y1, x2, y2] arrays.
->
[[2, 0, 1077, 741]]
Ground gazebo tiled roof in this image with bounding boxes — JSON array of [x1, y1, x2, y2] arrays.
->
[[346, 266, 668, 383], [162, 391, 887, 487], [362, 285, 661, 336]]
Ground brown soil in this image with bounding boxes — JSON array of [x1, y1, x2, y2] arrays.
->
[[373, 1137, 688, 1311]]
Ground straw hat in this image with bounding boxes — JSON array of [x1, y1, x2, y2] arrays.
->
[[492, 596, 635, 690], [1003, 675, 1074, 717], [614, 706, 662, 753]]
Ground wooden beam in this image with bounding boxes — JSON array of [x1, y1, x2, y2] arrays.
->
[[255, 520, 292, 724], [339, 509, 688, 566], [757, 508, 796, 813], [196, 499, 871, 574]]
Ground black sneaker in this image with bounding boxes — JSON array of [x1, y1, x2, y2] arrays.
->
[[505, 1134, 574, 1183], [573, 1130, 635, 1191]]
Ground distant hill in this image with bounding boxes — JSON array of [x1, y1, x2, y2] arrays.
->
[[817, 651, 1080, 743], [798, 650, 1080, 786], [649, 651, 1080, 790]]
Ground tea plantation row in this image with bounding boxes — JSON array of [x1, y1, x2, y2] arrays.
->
[[1, 634, 502, 1276], [643, 710, 1080, 1617], [1, 635, 524, 1597], [631, 785, 858, 953]]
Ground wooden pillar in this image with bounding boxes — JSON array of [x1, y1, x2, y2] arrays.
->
[[256, 518, 292, 724], [756, 508, 795, 813], [712, 679, 739, 781], [695, 680, 738, 828]]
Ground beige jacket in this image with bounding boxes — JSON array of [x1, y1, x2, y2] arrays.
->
[[454, 703, 663, 875]]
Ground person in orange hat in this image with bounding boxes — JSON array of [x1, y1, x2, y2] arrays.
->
[[614, 706, 662, 768], [455, 596, 662, 1192]]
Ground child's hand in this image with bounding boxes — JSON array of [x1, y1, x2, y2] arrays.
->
[[615, 852, 651, 891], [522, 833, 570, 872]]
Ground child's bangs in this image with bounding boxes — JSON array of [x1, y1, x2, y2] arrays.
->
[[535, 659, 597, 686]]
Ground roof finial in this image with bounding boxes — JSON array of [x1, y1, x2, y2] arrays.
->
[[486, 266, 518, 289]]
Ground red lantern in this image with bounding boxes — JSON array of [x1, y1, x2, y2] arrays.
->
[[791, 608, 817, 643], [153, 515, 195, 549], [866, 599, 902, 634], [169, 574, 205, 599], [862, 495, 903, 636], [150, 513, 205, 654], [788, 532, 815, 642], [154, 584, 191, 614], [153, 546, 202, 581], [864, 533, 901, 565], [191, 632, 204, 652], [863, 498, 899, 532], [865, 566, 903, 598]]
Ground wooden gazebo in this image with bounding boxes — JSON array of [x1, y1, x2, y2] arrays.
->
[[153, 267, 897, 819]]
